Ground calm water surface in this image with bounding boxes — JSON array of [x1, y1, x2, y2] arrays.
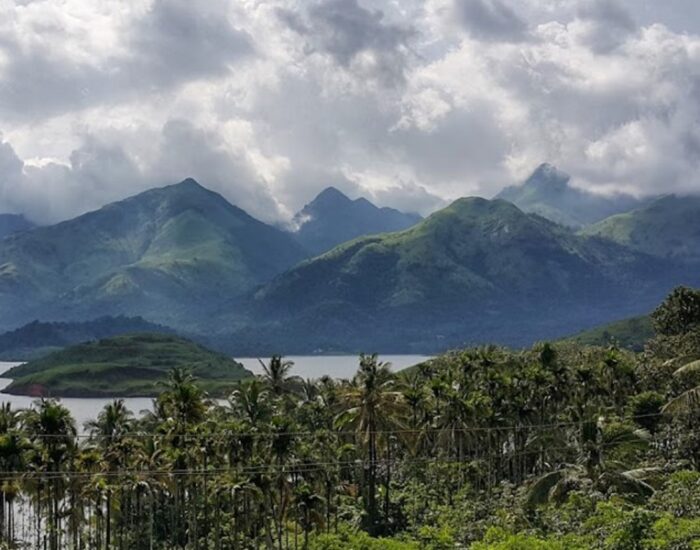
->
[[0, 355, 429, 431]]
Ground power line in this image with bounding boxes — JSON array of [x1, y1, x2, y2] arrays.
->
[[3, 410, 691, 440], [0, 439, 660, 482]]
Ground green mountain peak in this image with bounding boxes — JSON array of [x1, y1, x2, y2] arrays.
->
[[0, 179, 308, 332]]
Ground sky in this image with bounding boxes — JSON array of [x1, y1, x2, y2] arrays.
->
[[1, 0, 700, 224]]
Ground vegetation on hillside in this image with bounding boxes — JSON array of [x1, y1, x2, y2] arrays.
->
[[2, 179, 698, 354], [0, 287, 698, 548], [582, 195, 700, 262], [0, 316, 176, 361], [250, 196, 686, 352], [561, 315, 653, 351], [0, 179, 308, 332], [2, 333, 251, 397]]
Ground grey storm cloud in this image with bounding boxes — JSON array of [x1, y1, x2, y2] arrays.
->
[[576, 0, 638, 53], [0, 0, 252, 122], [0, 119, 285, 225], [454, 0, 528, 42], [128, 0, 253, 87], [1, 0, 700, 225], [279, 0, 415, 84]]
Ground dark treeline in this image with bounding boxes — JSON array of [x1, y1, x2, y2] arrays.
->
[[1, 287, 700, 549]]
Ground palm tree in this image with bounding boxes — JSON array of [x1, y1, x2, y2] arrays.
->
[[662, 359, 700, 414], [259, 356, 302, 398], [85, 399, 133, 446], [336, 354, 406, 534], [22, 399, 77, 550], [525, 417, 653, 508], [294, 482, 324, 549], [0, 404, 28, 545], [229, 378, 271, 428], [158, 367, 208, 427], [85, 400, 135, 550]]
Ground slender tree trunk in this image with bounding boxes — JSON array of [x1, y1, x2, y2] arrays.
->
[[106, 489, 111, 550]]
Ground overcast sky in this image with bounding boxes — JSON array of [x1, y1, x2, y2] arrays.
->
[[1, 0, 700, 224]]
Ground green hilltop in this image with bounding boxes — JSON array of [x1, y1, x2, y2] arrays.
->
[[560, 315, 654, 351], [248, 196, 680, 352], [1, 333, 252, 397], [0, 179, 308, 332], [581, 194, 700, 262]]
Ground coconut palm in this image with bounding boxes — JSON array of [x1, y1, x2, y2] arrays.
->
[[525, 416, 653, 508], [336, 354, 406, 534], [259, 355, 303, 398], [23, 399, 77, 550], [662, 359, 700, 414]]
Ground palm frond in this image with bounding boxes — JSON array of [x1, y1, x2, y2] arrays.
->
[[673, 359, 700, 378], [662, 386, 700, 415], [597, 471, 655, 501], [524, 469, 565, 508]]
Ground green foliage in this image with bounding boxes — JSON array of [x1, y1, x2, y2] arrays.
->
[[309, 527, 418, 549], [582, 195, 700, 262], [627, 391, 666, 433], [652, 287, 700, 337], [646, 516, 700, 549], [0, 287, 699, 549], [563, 315, 654, 352], [470, 527, 588, 549], [0, 178, 308, 332], [650, 471, 700, 517]]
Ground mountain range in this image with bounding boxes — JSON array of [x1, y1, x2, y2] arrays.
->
[[247, 197, 694, 352], [291, 186, 421, 254], [0, 169, 698, 352], [0, 179, 308, 331], [0, 214, 35, 239], [582, 195, 700, 262], [496, 164, 647, 227]]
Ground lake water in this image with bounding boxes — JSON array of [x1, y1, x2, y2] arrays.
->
[[0, 355, 428, 431]]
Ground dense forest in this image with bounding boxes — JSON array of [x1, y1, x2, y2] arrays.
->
[[1, 287, 700, 549]]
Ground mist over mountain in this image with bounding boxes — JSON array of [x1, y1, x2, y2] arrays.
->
[[291, 187, 422, 255], [496, 164, 647, 227], [0, 214, 35, 239], [0, 178, 307, 332]]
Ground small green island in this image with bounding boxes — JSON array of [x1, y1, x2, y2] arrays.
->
[[1, 333, 252, 397]]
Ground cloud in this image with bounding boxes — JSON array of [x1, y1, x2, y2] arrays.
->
[[2, 0, 700, 226], [575, 0, 637, 53], [279, 0, 415, 85], [0, 136, 145, 223], [128, 0, 253, 87], [367, 180, 446, 215], [0, 0, 252, 122], [453, 0, 528, 42], [0, 120, 286, 224], [153, 119, 284, 222]]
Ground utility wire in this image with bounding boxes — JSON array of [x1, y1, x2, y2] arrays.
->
[[3, 410, 691, 440]]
